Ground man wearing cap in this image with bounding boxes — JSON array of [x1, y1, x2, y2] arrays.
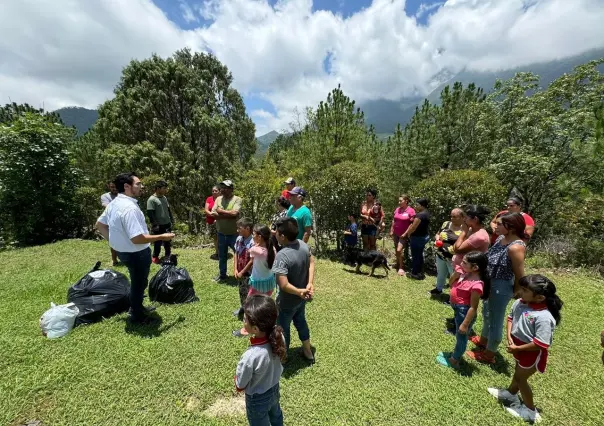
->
[[210, 180, 243, 282], [282, 177, 295, 199], [286, 187, 313, 243]]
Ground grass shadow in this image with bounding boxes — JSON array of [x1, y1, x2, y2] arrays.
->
[[341, 268, 388, 279], [430, 293, 451, 304], [282, 347, 315, 380], [124, 314, 186, 338]]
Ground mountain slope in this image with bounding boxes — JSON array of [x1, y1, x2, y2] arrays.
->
[[363, 48, 604, 133], [256, 130, 280, 156], [55, 107, 98, 135]]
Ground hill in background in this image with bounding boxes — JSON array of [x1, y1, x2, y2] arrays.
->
[[54, 107, 98, 135], [256, 130, 280, 156]]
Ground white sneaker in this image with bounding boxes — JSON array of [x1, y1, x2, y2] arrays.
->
[[505, 404, 542, 423], [487, 387, 521, 406]]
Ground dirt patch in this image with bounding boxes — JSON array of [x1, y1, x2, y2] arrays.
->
[[203, 394, 246, 418]]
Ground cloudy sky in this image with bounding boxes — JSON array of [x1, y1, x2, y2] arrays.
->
[[1, 0, 604, 136]]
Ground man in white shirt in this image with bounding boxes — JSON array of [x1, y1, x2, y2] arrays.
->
[[100, 181, 119, 266], [96, 173, 175, 324]]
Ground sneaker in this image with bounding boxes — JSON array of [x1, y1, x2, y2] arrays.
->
[[487, 388, 521, 406], [505, 404, 541, 423], [213, 275, 227, 283], [210, 253, 219, 261], [152, 257, 161, 265], [429, 288, 442, 296], [408, 273, 424, 280]]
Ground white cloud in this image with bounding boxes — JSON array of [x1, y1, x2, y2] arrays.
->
[[1, 0, 604, 136], [180, 0, 199, 23], [415, 2, 444, 19]]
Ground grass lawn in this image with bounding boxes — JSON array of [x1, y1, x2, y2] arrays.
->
[[1, 240, 603, 426]]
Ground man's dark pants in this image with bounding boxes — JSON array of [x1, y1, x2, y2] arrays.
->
[[117, 247, 152, 320], [152, 224, 172, 258]]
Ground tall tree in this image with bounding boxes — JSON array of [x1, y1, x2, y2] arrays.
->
[[95, 48, 256, 221]]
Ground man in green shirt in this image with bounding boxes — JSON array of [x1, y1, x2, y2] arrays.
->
[[287, 187, 313, 243], [210, 180, 243, 282], [147, 180, 174, 264]]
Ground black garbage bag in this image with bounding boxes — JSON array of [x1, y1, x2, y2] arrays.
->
[[149, 255, 198, 304], [67, 261, 131, 326]]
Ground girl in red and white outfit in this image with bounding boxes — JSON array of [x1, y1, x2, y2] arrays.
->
[[487, 274, 563, 424]]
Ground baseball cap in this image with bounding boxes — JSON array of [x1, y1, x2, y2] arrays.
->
[[284, 177, 295, 185], [288, 186, 307, 197], [220, 180, 234, 189]]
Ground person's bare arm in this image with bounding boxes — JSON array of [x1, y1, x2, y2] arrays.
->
[[459, 291, 481, 334], [204, 201, 213, 216], [95, 222, 109, 240], [130, 233, 174, 244], [302, 227, 312, 243], [306, 254, 315, 297], [276, 274, 308, 298], [509, 244, 526, 295], [489, 214, 498, 232], [525, 225, 535, 238], [402, 218, 420, 238]]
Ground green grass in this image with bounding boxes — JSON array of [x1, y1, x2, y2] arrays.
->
[[1, 240, 603, 425]]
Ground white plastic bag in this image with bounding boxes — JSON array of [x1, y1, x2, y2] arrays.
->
[[40, 302, 79, 339]]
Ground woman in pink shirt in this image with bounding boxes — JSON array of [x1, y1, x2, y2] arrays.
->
[[204, 186, 220, 260], [389, 195, 416, 276], [449, 205, 491, 282]]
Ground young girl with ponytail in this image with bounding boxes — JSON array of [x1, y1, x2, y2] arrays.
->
[[437, 251, 491, 370], [488, 274, 564, 424], [235, 294, 286, 426], [233, 225, 277, 337]]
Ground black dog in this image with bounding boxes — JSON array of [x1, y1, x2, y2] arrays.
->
[[343, 248, 390, 277]]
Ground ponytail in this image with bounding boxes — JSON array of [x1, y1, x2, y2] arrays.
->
[[269, 324, 287, 361], [465, 251, 491, 300], [519, 274, 564, 324], [253, 224, 275, 268], [244, 294, 286, 360]]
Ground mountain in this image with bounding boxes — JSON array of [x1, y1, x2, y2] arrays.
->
[[362, 48, 604, 134], [256, 130, 280, 156], [55, 107, 98, 135]]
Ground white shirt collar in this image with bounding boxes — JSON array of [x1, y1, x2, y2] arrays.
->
[[117, 193, 138, 203]]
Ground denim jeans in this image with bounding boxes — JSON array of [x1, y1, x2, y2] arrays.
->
[[452, 304, 476, 360], [481, 278, 514, 352], [278, 301, 310, 349], [218, 232, 237, 278], [410, 235, 430, 275], [152, 224, 172, 258], [435, 255, 453, 291], [245, 384, 283, 426], [117, 247, 152, 319]]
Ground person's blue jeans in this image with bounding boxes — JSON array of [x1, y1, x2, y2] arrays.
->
[[481, 278, 514, 352], [278, 301, 310, 349], [245, 384, 283, 426], [117, 247, 152, 320], [452, 304, 476, 360], [410, 235, 430, 275], [218, 232, 237, 278], [435, 255, 453, 291]]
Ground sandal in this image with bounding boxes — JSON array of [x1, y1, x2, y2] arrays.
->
[[470, 335, 487, 349], [436, 352, 459, 370], [466, 350, 495, 364]]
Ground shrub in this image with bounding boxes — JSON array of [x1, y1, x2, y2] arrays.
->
[[0, 114, 82, 245], [409, 170, 507, 236]]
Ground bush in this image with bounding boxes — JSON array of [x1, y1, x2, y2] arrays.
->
[[409, 170, 507, 235], [307, 161, 378, 252], [0, 113, 83, 246]]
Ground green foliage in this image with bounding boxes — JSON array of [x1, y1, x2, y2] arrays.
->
[[0, 102, 63, 125], [308, 162, 378, 251], [90, 48, 255, 222], [237, 161, 283, 225], [409, 170, 506, 235], [0, 113, 82, 245]]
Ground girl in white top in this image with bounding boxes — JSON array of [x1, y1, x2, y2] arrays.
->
[[249, 225, 277, 296]]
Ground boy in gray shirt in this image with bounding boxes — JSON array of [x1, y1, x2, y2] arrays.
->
[[272, 217, 315, 362]]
